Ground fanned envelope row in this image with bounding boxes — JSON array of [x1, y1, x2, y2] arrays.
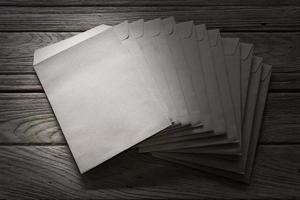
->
[[33, 17, 272, 183]]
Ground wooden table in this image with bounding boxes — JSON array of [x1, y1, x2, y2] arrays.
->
[[0, 1, 300, 199]]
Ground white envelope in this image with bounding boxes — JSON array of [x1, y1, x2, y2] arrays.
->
[[33, 24, 111, 65], [115, 21, 169, 118], [34, 28, 170, 173]]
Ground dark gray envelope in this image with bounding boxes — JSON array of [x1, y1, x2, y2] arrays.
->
[[155, 55, 260, 155], [138, 36, 256, 154], [222, 38, 242, 135], [241, 43, 254, 116], [137, 28, 240, 150], [148, 57, 262, 158], [152, 63, 272, 183], [177, 21, 226, 134]]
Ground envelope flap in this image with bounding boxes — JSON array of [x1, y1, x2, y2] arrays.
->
[[207, 29, 220, 47], [175, 21, 194, 39], [252, 56, 263, 73], [113, 21, 129, 40], [222, 38, 240, 55], [161, 17, 175, 35], [241, 43, 254, 60], [261, 64, 272, 81], [129, 19, 144, 38], [195, 24, 206, 41], [144, 18, 161, 37]]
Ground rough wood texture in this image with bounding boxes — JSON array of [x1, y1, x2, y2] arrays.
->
[[0, 0, 299, 6], [1, 32, 299, 74], [0, 1, 299, 198], [0, 93, 299, 144], [0, 6, 299, 31], [0, 146, 299, 199]]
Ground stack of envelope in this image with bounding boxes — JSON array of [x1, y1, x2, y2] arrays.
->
[[33, 17, 272, 183]]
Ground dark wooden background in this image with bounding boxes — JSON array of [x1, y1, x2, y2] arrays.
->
[[0, 0, 300, 199]]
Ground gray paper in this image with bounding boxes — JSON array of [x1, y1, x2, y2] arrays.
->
[[150, 57, 264, 173], [34, 28, 171, 173], [153, 64, 272, 183]]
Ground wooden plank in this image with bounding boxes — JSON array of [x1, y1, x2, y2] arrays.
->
[[0, 145, 299, 199], [261, 93, 300, 144], [0, 73, 299, 92], [0, 32, 299, 74], [0, 93, 299, 144], [0, 6, 299, 31], [0, 75, 41, 92], [270, 73, 300, 92], [0, 93, 63, 144], [0, 0, 299, 6]]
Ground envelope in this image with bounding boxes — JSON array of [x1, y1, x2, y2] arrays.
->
[[156, 18, 191, 125], [222, 37, 242, 134], [241, 43, 254, 116], [177, 21, 226, 134], [34, 27, 171, 173], [136, 18, 190, 124], [204, 29, 238, 141], [149, 57, 264, 173], [137, 18, 220, 148], [116, 20, 169, 119], [155, 57, 263, 155], [137, 29, 240, 152], [33, 24, 111, 65], [33, 19, 193, 150], [35, 21, 171, 126], [152, 64, 272, 183], [195, 25, 229, 137]]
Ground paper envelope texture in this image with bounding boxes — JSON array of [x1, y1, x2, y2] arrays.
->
[[33, 17, 272, 183], [34, 29, 170, 173]]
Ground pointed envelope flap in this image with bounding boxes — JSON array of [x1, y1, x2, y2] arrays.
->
[[241, 43, 254, 61], [251, 56, 263, 73], [175, 21, 194, 39], [161, 17, 175, 35], [129, 19, 144, 39], [261, 64, 272, 81], [144, 18, 161, 37], [207, 29, 220, 47], [222, 38, 240, 56], [195, 24, 207, 41], [113, 21, 129, 40]]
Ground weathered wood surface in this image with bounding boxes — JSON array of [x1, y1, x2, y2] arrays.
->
[[0, 145, 300, 199], [0, 93, 299, 144], [0, 6, 299, 31], [0, 1, 299, 198], [1, 0, 299, 6]]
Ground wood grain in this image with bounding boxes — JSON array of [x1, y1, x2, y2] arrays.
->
[[0, 1, 298, 198], [0, 93, 299, 144], [0, 73, 299, 92], [0, 0, 299, 6], [1, 32, 298, 74], [0, 93, 64, 144], [0, 6, 299, 31], [0, 145, 299, 199]]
